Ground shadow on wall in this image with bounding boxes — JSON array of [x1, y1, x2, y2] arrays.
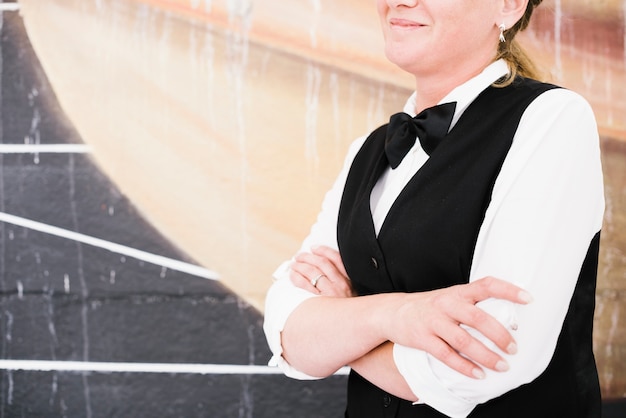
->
[[4, 0, 626, 415]]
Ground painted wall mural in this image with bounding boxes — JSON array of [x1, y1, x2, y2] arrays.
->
[[10, 0, 626, 408]]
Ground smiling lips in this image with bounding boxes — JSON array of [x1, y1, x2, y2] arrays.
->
[[389, 18, 425, 29]]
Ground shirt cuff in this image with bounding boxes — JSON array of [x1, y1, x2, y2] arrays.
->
[[393, 344, 476, 418], [263, 261, 322, 380], [392, 298, 518, 417]]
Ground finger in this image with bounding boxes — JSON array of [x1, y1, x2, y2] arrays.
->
[[455, 279, 526, 354], [291, 255, 322, 279], [425, 336, 486, 380], [289, 269, 321, 294], [438, 320, 510, 373], [316, 274, 353, 298], [290, 258, 334, 295], [304, 271, 342, 297], [452, 302, 518, 355], [293, 252, 353, 297], [295, 252, 344, 284], [289, 258, 322, 291], [311, 246, 348, 279], [429, 288, 517, 359], [463, 276, 533, 305]]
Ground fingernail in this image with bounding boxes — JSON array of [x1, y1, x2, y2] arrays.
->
[[518, 290, 533, 304], [507, 342, 518, 354], [472, 368, 486, 379], [496, 361, 509, 372]]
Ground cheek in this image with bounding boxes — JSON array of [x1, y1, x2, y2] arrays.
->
[[377, 2, 389, 39], [376, 0, 387, 19], [441, 11, 493, 47]]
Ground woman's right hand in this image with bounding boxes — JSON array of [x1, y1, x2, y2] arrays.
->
[[289, 245, 354, 298], [381, 276, 533, 379]]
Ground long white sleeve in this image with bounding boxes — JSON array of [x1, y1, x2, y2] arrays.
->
[[393, 89, 605, 417], [263, 135, 367, 378]]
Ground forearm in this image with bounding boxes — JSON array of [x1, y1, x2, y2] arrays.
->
[[281, 293, 397, 377], [276, 273, 529, 380], [350, 342, 417, 402]]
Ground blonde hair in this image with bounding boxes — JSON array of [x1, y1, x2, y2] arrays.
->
[[494, 0, 544, 86]]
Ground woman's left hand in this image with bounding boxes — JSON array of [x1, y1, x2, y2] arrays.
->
[[289, 246, 353, 297]]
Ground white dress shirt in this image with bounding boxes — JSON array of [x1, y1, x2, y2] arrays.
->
[[263, 60, 605, 417]]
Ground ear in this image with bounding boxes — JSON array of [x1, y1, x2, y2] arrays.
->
[[497, 0, 529, 29]]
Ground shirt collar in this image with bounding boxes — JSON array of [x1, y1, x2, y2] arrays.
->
[[403, 59, 509, 129]]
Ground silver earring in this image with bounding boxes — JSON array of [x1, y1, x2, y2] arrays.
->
[[499, 23, 506, 43]]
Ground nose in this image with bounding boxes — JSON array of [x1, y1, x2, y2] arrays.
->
[[387, 0, 419, 8]]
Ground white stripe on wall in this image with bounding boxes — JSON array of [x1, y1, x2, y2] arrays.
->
[[0, 4, 19, 12], [0, 212, 219, 280], [0, 360, 351, 376], [0, 144, 91, 153]]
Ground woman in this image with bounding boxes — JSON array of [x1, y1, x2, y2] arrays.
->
[[263, 0, 604, 417]]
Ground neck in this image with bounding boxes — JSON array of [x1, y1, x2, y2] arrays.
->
[[412, 55, 495, 114]]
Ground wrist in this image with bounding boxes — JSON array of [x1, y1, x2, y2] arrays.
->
[[365, 292, 406, 343]]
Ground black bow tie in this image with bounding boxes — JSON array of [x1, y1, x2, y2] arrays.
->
[[384, 102, 457, 169]]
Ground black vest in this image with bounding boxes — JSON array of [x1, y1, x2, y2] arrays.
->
[[337, 78, 601, 417]]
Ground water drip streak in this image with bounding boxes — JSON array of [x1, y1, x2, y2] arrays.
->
[[226, 0, 253, 289], [189, 22, 199, 106], [329, 73, 341, 143], [305, 63, 321, 165], [45, 289, 59, 410], [68, 154, 93, 418], [225, 0, 252, 150], [553, 0, 563, 81], [0, 11, 11, 415], [309, 0, 321, 48], [205, 28, 217, 133]]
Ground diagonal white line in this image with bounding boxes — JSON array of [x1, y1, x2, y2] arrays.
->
[[0, 360, 351, 376], [0, 144, 91, 153], [0, 212, 220, 280]]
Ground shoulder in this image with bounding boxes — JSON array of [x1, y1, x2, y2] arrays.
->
[[511, 77, 594, 114], [513, 83, 600, 161], [523, 85, 597, 127]]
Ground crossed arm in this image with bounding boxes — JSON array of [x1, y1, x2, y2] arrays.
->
[[283, 246, 530, 401]]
